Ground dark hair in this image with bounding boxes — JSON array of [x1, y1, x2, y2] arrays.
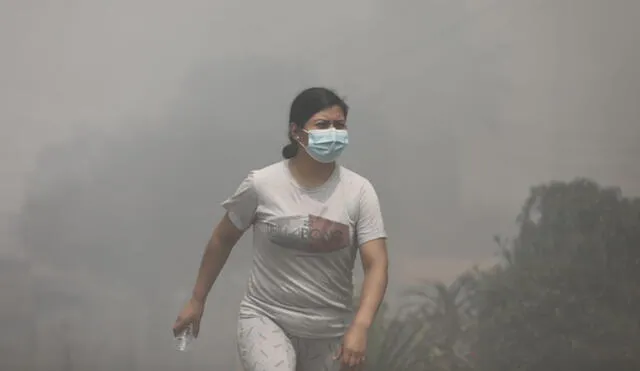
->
[[282, 87, 349, 159]]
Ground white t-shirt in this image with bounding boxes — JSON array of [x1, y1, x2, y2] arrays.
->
[[222, 160, 387, 338]]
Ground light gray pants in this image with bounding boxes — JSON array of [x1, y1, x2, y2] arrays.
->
[[237, 315, 342, 371]]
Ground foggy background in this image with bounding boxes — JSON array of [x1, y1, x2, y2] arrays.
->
[[1, 0, 639, 370]]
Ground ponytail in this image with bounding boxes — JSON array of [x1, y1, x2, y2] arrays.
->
[[282, 134, 298, 159]]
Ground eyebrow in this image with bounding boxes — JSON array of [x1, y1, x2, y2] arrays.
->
[[314, 118, 345, 122]]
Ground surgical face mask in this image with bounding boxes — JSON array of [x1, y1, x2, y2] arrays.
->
[[299, 128, 349, 163]]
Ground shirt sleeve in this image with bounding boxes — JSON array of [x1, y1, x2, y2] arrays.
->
[[356, 179, 387, 246], [221, 171, 258, 231]]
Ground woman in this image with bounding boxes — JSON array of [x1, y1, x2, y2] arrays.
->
[[172, 87, 389, 371]]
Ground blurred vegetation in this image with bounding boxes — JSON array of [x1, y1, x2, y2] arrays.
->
[[362, 178, 640, 371]]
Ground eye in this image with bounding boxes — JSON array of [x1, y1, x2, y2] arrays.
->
[[334, 121, 347, 129], [315, 120, 331, 128]]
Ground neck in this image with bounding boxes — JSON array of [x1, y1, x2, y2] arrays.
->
[[289, 153, 336, 188]]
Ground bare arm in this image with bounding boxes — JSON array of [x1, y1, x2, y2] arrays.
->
[[192, 212, 246, 304], [175, 172, 257, 337], [353, 238, 389, 329]]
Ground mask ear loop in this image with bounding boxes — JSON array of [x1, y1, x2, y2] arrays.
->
[[293, 130, 305, 148], [294, 131, 315, 161]]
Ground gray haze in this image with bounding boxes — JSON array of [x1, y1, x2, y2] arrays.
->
[[1, 1, 639, 369]]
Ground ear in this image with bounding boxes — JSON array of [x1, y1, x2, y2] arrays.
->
[[289, 123, 299, 140]]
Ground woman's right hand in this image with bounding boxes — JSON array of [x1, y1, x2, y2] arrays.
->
[[172, 297, 205, 338]]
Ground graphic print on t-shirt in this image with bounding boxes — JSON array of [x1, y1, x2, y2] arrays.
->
[[266, 214, 350, 253]]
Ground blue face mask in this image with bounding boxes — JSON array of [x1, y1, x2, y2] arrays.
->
[[301, 128, 349, 163]]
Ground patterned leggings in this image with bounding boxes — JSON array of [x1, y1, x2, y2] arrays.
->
[[237, 315, 342, 371]]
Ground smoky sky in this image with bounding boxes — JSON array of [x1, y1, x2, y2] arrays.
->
[[2, 1, 640, 370]]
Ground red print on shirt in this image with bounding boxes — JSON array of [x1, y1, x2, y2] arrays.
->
[[307, 215, 350, 253]]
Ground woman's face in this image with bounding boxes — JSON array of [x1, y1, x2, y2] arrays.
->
[[293, 105, 347, 145], [303, 105, 347, 131]]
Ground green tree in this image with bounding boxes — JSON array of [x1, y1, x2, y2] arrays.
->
[[475, 179, 640, 370]]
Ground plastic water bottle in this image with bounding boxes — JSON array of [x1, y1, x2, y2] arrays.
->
[[174, 323, 194, 352]]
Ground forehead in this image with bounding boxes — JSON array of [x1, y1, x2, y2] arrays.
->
[[309, 105, 346, 121]]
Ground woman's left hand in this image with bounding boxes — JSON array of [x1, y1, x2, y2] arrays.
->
[[335, 322, 368, 370]]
